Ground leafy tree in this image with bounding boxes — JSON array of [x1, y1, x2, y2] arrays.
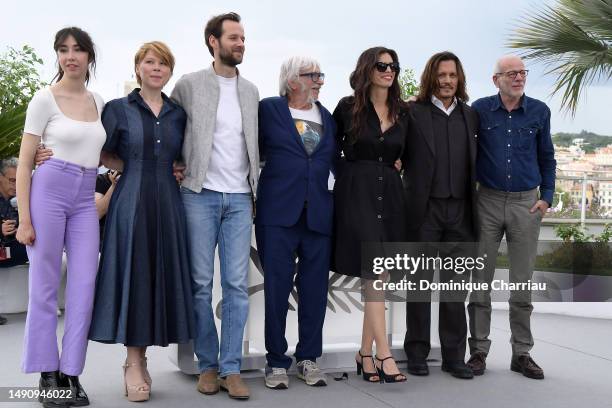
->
[[508, 0, 612, 115], [398, 68, 419, 101], [555, 223, 589, 242], [552, 130, 612, 152], [0, 45, 46, 158], [594, 223, 612, 243]]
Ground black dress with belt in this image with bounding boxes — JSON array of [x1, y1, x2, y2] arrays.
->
[[332, 96, 408, 279]]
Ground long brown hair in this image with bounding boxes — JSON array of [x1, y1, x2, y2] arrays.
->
[[348, 47, 405, 138], [52, 27, 96, 84], [416, 51, 468, 103]]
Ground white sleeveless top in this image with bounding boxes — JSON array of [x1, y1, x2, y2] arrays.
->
[[24, 87, 107, 168]]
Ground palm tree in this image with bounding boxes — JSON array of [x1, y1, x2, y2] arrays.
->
[[508, 0, 612, 115]]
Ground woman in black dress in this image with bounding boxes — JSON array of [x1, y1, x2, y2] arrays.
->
[[333, 47, 408, 383]]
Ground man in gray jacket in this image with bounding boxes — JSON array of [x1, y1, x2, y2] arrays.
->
[[171, 11, 259, 400]]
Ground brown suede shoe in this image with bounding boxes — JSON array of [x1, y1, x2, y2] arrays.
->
[[219, 374, 250, 400], [197, 369, 219, 395], [511, 355, 544, 379], [467, 352, 487, 376]]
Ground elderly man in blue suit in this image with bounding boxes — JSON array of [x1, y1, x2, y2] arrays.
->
[[256, 56, 338, 390]]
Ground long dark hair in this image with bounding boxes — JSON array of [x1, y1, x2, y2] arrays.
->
[[52, 27, 96, 84], [416, 51, 468, 103], [348, 47, 404, 138]]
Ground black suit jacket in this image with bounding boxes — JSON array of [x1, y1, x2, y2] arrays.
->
[[401, 99, 480, 239]]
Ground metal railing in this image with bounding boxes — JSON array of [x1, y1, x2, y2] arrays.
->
[[553, 169, 612, 227]]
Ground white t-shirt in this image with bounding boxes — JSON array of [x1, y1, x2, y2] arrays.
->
[[289, 104, 322, 124], [202, 75, 251, 193], [24, 88, 106, 168], [289, 104, 335, 189], [289, 104, 322, 155]]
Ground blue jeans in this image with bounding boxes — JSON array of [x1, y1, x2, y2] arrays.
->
[[182, 187, 252, 376]]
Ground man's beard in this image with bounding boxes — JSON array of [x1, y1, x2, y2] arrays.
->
[[437, 85, 455, 95], [298, 81, 318, 103], [219, 45, 243, 67]]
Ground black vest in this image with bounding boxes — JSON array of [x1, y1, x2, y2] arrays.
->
[[430, 104, 469, 199]]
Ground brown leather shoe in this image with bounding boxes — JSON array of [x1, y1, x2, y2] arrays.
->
[[511, 355, 544, 379], [219, 374, 250, 400], [467, 352, 487, 376], [197, 370, 219, 395]]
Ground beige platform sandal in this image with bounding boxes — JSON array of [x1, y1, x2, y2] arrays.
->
[[141, 357, 152, 387], [123, 360, 150, 402]]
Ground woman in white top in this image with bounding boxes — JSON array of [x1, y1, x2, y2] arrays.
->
[[16, 27, 106, 407]]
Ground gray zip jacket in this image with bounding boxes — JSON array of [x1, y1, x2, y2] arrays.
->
[[171, 64, 260, 197]]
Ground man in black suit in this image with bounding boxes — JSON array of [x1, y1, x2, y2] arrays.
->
[[402, 51, 479, 379]]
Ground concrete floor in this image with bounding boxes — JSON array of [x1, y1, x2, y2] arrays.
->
[[1, 310, 611, 408]]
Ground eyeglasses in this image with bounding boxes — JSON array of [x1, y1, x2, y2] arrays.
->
[[496, 69, 529, 79], [375, 62, 400, 73], [299, 72, 325, 82], [0, 173, 15, 184]]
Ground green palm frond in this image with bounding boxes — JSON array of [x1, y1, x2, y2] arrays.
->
[[508, 0, 612, 115], [560, 0, 612, 42], [0, 105, 26, 159]]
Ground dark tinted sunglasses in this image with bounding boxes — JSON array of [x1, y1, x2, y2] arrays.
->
[[299, 72, 325, 81], [375, 62, 400, 73]]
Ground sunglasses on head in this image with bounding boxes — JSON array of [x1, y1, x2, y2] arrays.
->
[[375, 62, 400, 73]]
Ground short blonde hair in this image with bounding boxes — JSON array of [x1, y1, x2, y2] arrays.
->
[[134, 41, 175, 85]]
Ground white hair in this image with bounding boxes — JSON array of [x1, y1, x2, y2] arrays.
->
[[494, 54, 524, 75], [0, 157, 18, 174], [279, 56, 321, 96]]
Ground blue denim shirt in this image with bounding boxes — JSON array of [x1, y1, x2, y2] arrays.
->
[[472, 93, 556, 205]]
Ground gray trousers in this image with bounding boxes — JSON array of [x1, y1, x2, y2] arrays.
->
[[467, 186, 542, 357]]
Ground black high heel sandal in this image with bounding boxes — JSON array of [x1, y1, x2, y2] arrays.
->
[[355, 350, 379, 382], [375, 355, 407, 383]]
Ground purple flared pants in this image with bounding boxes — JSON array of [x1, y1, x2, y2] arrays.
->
[[22, 158, 99, 375]]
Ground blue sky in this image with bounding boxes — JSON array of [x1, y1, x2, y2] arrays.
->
[[3, 0, 611, 135]]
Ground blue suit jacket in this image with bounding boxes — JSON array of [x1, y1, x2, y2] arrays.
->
[[256, 96, 338, 236]]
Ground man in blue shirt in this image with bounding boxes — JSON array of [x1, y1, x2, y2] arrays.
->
[[467, 55, 555, 380]]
